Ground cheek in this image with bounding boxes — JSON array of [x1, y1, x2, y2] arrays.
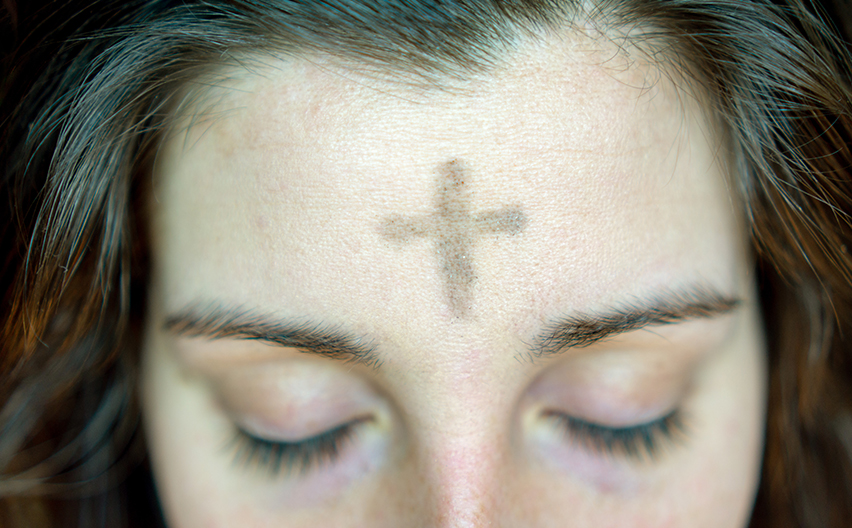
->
[[142, 332, 244, 528], [512, 311, 766, 527], [640, 309, 767, 527], [141, 331, 390, 528], [680, 310, 767, 526], [140, 305, 767, 528]]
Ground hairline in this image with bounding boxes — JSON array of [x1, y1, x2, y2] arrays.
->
[[164, 15, 723, 152]]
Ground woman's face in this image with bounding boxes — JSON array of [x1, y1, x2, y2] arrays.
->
[[142, 35, 766, 528]]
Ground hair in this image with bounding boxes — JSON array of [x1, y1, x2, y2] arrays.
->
[[1, 0, 852, 526]]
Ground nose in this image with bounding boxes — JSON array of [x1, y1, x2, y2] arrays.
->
[[392, 352, 521, 527], [396, 395, 513, 528], [431, 444, 500, 527]]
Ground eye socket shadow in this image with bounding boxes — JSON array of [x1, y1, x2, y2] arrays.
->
[[379, 160, 528, 317]]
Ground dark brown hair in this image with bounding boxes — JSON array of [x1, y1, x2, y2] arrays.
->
[[1, 1, 851, 526]]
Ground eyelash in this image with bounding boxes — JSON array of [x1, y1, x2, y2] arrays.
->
[[229, 419, 366, 477], [228, 409, 683, 477], [544, 409, 686, 460]]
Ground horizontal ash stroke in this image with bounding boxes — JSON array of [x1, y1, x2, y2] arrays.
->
[[380, 209, 528, 240], [379, 159, 528, 317]]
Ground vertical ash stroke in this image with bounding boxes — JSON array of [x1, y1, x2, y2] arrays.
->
[[379, 160, 528, 317]]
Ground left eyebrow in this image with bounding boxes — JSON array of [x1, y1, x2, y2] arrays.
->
[[164, 304, 383, 369], [531, 286, 742, 359]]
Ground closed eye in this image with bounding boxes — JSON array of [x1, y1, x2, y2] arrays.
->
[[228, 417, 372, 477], [544, 409, 687, 460]]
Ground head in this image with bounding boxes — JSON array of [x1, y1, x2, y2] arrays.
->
[[1, 1, 851, 527]]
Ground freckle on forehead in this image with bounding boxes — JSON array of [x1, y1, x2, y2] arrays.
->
[[379, 160, 528, 317]]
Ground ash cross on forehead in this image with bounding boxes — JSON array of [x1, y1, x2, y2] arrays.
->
[[380, 160, 528, 317]]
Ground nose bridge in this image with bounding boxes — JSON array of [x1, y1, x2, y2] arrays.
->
[[403, 339, 516, 527], [415, 367, 512, 527], [426, 429, 504, 528]]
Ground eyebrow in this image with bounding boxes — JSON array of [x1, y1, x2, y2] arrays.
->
[[165, 286, 740, 368], [164, 304, 383, 369], [531, 286, 742, 359]]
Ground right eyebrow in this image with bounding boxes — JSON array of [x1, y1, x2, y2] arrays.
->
[[164, 304, 383, 370]]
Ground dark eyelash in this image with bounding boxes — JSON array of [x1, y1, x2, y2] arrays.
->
[[229, 419, 365, 477], [544, 409, 686, 460]]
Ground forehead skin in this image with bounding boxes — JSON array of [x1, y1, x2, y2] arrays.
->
[[154, 42, 743, 327], [144, 33, 763, 528]]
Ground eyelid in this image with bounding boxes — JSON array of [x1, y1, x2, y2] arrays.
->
[[211, 359, 382, 437], [527, 344, 699, 428], [543, 408, 687, 460], [229, 416, 373, 477]]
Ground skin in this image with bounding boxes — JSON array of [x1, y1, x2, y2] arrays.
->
[[142, 33, 767, 528]]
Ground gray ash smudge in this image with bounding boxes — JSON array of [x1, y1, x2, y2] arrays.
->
[[379, 160, 528, 317]]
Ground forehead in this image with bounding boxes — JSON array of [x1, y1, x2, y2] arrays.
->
[[151, 36, 745, 338]]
